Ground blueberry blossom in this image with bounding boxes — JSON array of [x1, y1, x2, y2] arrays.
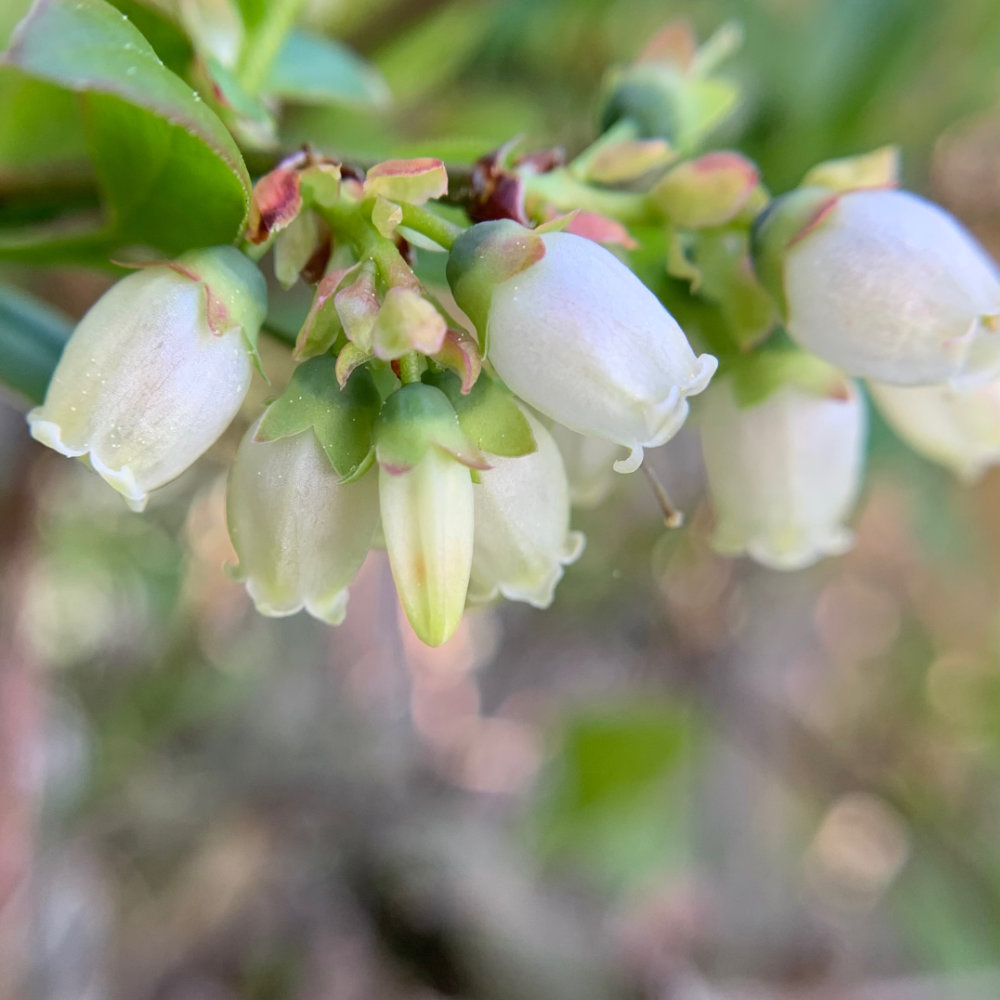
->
[[447, 221, 717, 474], [227, 417, 379, 624], [699, 374, 867, 570], [754, 188, 1000, 385], [28, 246, 266, 511], [869, 378, 1000, 482], [468, 407, 585, 607], [375, 383, 488, 646]]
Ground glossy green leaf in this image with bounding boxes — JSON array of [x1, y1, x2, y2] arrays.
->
[[266, 28, 390, 109], [255, 358, 380, 482], [0, 0, 250, 261]]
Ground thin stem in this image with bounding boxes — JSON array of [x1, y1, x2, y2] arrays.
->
[[641, 462, 684, 529], [398, 202, 463, 250], [237, 0, 309, 94], [398, 353, 423, 384], [523, 169, 655, 225]]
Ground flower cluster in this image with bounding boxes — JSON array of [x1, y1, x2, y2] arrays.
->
[[26, 59, 1000, 644]]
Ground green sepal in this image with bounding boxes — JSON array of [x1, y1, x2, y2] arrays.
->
[[692, 231, 777, 352], [446, 220, 545, 350], [727, 346, 850, 409], [174, 245, 267, 378], [374, 382, 488, 474], [800, 145, 899, 193], [750, 186, 840, 318], [423, 370, 537, 458], [255, 358, 380, 481]]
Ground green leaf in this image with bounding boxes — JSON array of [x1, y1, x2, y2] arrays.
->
[[423, 370, 536, 458], [0, 0, 250, 261], [266, 28, 390, 109], [0, 283, 72, 404], [255, 358, 380, 481]]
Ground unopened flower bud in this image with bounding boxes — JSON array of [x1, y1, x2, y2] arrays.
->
[[447, 222, 717, 474], [869, 378, 1000, 482], [375, 384, 486, 646], [754, 188, 1000, 385], [28, 246, 266, 511], [227, 418, 379, 624], [468, 408, 585, 608], [699, 377, 867, 570]]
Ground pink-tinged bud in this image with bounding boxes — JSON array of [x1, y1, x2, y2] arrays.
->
[[699, 378, 867, 570], [869, 378, 1000, 482], [757, 189, 1000, 385], [447, 222, 717, 474], [468, 409, 585, 608], [28, 246, 266, 511], [227, 419, 378, 624]]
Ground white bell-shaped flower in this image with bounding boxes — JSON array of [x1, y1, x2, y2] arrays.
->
[[775, 189, 1000, 385], [468, 408, 585, 608], [447, 222, 717, 474], [699, 377, 867, 570], [227, 419, 379, 624], [28, 247, 266, 511], [869, 379, 1000, 482]]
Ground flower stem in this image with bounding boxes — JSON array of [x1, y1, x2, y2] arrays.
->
[[641, 463, 684, 529], [398, 353, 423, 384], [398, 203, 464, 250], [523, 169, 655, 225]]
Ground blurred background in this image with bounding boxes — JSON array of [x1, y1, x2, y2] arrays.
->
[[0, 0, 998, 997]]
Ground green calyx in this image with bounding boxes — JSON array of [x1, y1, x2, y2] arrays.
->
[[445, 220, 545, 350], [726, 346, 850, 409], [175, 245, 268, 347], [750, 186, 840, 319], [374, 382, 488, 474], [255, 357, 381, 482], [422, 370, 536, 458]]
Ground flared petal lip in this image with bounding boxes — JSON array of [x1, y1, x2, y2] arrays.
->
[[611, 354, 718, 475], [28, 413, 150, 512], [468, 530, 585, 609], [712, 526, 855, 571], [245, 578, 350, 626]]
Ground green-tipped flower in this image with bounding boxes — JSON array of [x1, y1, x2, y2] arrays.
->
[[28, 247, 266, 511], [227, 417, 379, 624], [375, 383, 487, 646]]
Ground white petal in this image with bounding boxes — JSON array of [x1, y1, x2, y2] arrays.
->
[[785, 190, 1000, 384], [700, 379, 867, 570], [227, 421, 378, 624], [486, 232, 716, 463], [469, 410, 584, 608]]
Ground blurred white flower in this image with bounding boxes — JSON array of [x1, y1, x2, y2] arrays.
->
[[869, 378, 1000, 482], [469, 408, 585, 608], [548, 422, 625, 508], [699, 378, 867, 569], [28, 246, 266, 511]]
